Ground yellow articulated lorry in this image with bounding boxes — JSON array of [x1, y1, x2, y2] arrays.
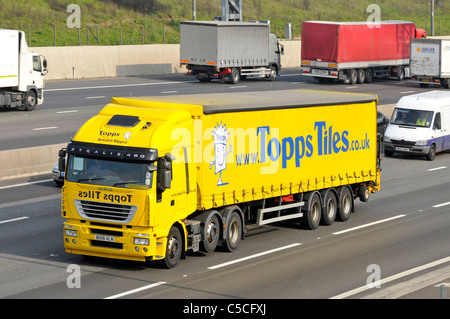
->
[[60, 89, 381, 268]]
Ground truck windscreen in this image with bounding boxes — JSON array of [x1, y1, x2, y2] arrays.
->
[[65, 155, 153, 189]]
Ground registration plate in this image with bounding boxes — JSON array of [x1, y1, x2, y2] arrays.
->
[[312, 69, 329, 76], [396, 147, 410, 152], [94, 235, 115, 242]]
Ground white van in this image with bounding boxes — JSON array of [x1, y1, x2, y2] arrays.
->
[[384, 91, 450, 161]]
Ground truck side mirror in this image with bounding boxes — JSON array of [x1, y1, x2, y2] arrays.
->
[[58, 148, 66, 173], [162, 161, 172, 189]]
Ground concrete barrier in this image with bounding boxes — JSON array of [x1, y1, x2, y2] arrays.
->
[[32, 40, 301, 80], [0, 143, 66, 180]]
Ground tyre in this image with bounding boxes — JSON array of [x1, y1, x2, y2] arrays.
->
[[229, 68, 240, 84], [358, 185, 370, 202], [224, 211, 242, 252], [303, 193, 321, 229], [200, 214, 220, 253], [267, 66, 277, 81], [426, 144, 436, 161], [321, 190, 337, 226], [397, 66, 405, 81], [161, 226, 182, 269], [25, 90, 37, 111], [441, 79, 450, 89], [349, 69, 357, 85], [337, 187, 353, 222], [365, 68, 373, 83], [357, 69, 365, 84]]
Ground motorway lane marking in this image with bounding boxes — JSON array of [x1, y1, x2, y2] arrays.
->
[[229, 86, 247, 89], [330, 256, 450, 299], [400, 91, 416, 94], [332, 215, 406, 235], [160, 91, 178, 94], [46, 81, 195, 92], [207, 243, 301, 270], [428, 166, 447, 171], [85, 96, 106, 99], [56, 110, 79, 114], [433, 202, 450, 208], [104, 281, 167, 299], [0, 179, 53, 190], [32, 126, 58, 131], [0, 216, 29, 225]]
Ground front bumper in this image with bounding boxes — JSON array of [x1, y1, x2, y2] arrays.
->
[[63, 221, 166, 262], [384, 141, 430, 155]]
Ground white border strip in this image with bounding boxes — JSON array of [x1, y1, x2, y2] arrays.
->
[[104, 281, 167, 299]]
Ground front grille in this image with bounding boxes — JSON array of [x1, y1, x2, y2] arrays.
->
[[74, 199, 137, 223], [391, 139, 416, 146]]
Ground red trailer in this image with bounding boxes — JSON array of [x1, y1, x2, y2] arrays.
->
[[301, 21, 426, 84]]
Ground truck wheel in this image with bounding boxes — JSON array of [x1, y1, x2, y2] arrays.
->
[[441, 79, 449, 89], [224, 211, 242, 252], [267, 66, 277, 81], [397, 66, 405, 81], [303, 193, 321, 229], [358, 185, 370, 202], [350, 69, 358, 85], [321, 190, 337, 226], [161, 226, 182, 269], [426, 144, 436, 161], [337, 187, 353, 222], [357, 69, 365, 84], [200, 214, 220, 253], [25, 91, 37, 111], [229, 68, 240, 84], [365, 69, 373, 83]]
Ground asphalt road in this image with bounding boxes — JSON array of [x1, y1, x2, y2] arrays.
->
[[0, 71, 449, 303], [0, 69, 439, 150]]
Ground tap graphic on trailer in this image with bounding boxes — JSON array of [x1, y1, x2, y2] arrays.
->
[[210, 122, 232, 186]]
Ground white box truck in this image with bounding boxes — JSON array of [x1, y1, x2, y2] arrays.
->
[[0, 29, 48, 111], [180, 21, 283, 84], [410, 38, 450, 89]]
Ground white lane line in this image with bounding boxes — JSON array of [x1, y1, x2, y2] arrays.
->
[[85, 96, 105, 99], [346, 86, 358, 89], [428, 166, 447, 171], [330, 256, 450, 299], [400, 91, 416, 94], [56, 110, 79, 114], [433, 202, 450, 208], [160, 91, 178, 94], [46, 81, 194, 92], [0, 216, 29, 225], [104, 281, 167, 299], [332, 215, 406, 235], [207, 243, 301, 270], [229, 86, 247, 89], [32, 126, 58, 131], [0, 179, 53, 190]]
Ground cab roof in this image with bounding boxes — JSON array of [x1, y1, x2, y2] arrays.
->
[[396, 90, 450, 110]]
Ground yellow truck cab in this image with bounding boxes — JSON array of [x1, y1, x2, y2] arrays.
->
[[60, 89, 381, 268]]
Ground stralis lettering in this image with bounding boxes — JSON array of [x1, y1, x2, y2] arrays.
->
[[78, 191, 132, 204]]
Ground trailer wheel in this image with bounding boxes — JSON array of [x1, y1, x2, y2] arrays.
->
[[321, 190, 337, 226], [350, 69, 358, 85], [303, 193, 321, 230], [25, 90, 37, 111], [358, 185, 370, 202], [224, 211, 242, 252], [200, 214, 220, 253], [161, 226, 182, 269], [228, 68, 240, 84], [365, 69, 373, 83], [337, 186, 353, 222], [357, 69, 365, 84]]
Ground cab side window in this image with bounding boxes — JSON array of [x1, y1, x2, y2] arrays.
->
[[33, 56, 42, 72]]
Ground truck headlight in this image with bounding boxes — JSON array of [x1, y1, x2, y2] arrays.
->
[[65, 229, 78, 237], [134, 238, 149, 245], [384, 136, 391, 143]]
